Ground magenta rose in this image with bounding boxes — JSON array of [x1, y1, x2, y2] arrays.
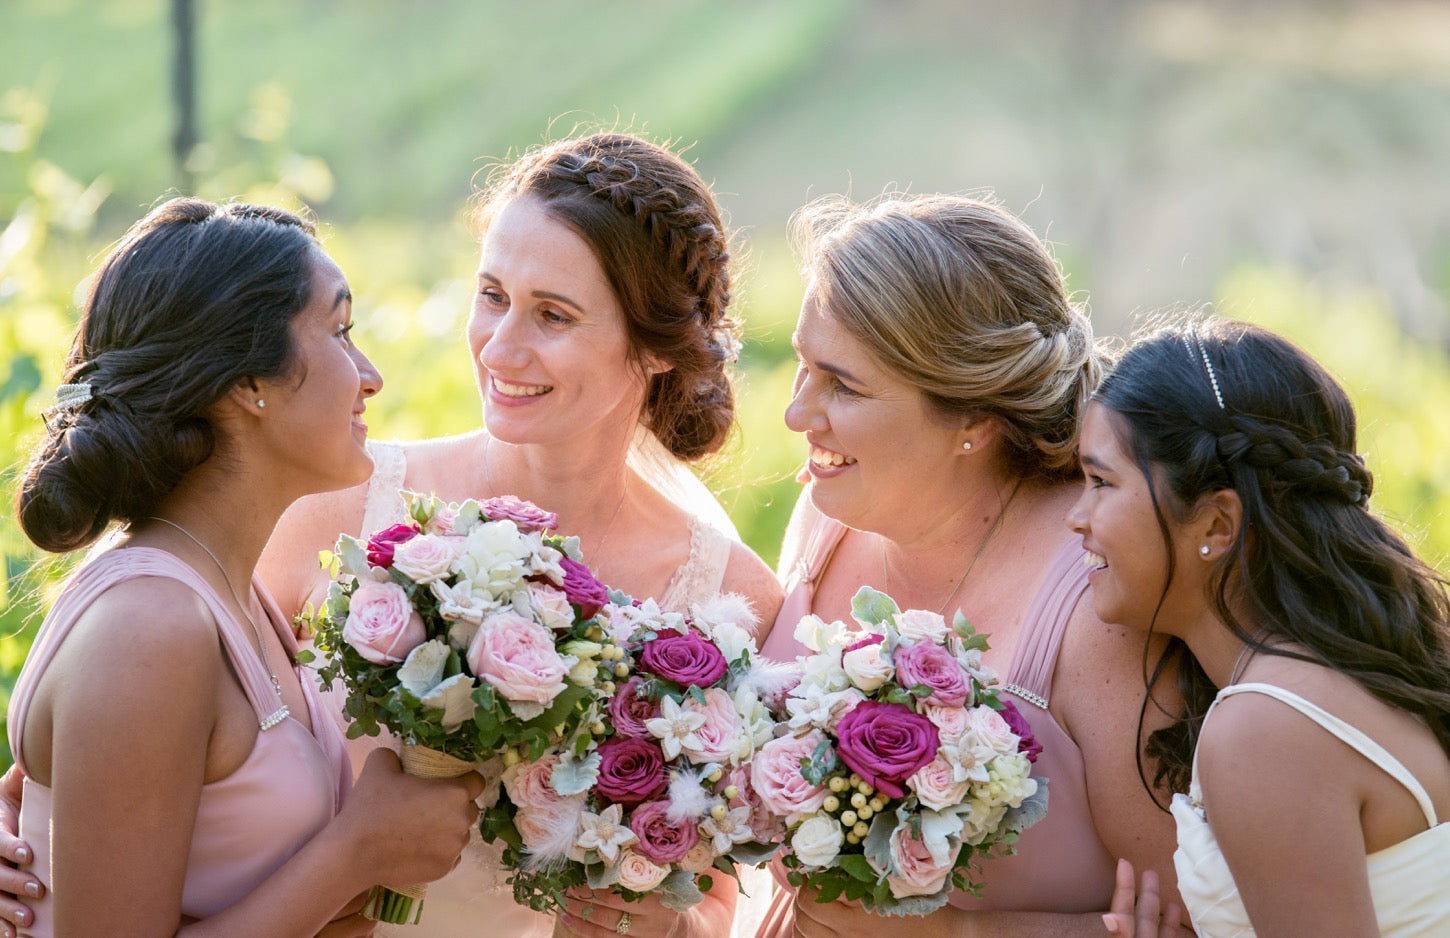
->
[[834, 700, 939, 799], [628, 800, 700, 864], [559, 556, 609, 619], [342, 579, 426, 664], [843, 633, 884, 654], [893, 641, 970, 708], [594, 736, 668, 806], [608, 677, 660, 739], [365, 522, 420, 568], [998, 698, 1043, 763], [638, 629, 728, 687], [478, 494, 558, 533]]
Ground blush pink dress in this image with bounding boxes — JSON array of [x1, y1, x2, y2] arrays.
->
[[756, 516, 1117, 934], [7, 547, 351, 936]]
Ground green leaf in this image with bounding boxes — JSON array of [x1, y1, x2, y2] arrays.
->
[[837, 853, 877, 883], [850, 586, 900, 627]]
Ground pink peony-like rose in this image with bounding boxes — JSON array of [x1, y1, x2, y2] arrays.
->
[[907, 754, 972, 811], [727, 764, 783, 842], [967, 705, 1019, 757], [997, 698, 1043, 762], [467, 610, 568, 705], [479, 494, 558, 533], [751, 730, 830, 823], [923, 704, 970, 741], [389, 533, 459, 583], [504, 755, 586, 852], [595, 736, 668, 806], [894, 641, 970, 708], [834, 700, 938, 799], [559, 556, 609, 619], [528, 583, 576, 631], [627, 799, 700, 864], [343, 579, 426, 664], [883, 825, 953, 898], [681, 686, 741, 764], [423, 505, 459, 535], [365, 522, 419, 568], [608, 677, 660, 739], [615, 848, 670, 892], [638, 629, 728, 687]]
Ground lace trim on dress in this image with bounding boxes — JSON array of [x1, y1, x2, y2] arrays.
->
[[361, 441, 409, 533], [658, 516, 733, 611]]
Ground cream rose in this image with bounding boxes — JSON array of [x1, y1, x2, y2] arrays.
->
[[907, 755, 972, 811], [615, 848, 671, 892], [842, 639, 893, 692], [893, 609, 950, 643], [791, 814, 844, 869], [390, 533, 459, 583]]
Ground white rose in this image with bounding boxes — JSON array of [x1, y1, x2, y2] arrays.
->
[[615, 849, 671, 892], [893, 609, 950, 643], [799, 647, 850, 694], [794, 614, 850, 654], [390, 534, 459, 583], [706, 620, 755, 664], [841, 640, 893, 692], [966, 706, 1019, 757], [791, 814, 844, 869]]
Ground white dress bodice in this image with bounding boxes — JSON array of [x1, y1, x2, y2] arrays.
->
[[1172, 682, 1450, 937]]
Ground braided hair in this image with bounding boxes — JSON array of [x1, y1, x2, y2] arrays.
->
[[1097, 317, 1450, 793], [471, 133, 738, 461]]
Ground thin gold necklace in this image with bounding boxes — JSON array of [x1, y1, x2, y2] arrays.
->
[[145, 516, 290, 727], [883, 477, 1024, 616], [483, 435, 628, 566]]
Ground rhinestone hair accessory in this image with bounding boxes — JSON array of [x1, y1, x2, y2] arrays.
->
[[1187, 336, 1226, 410], [43, 382, 97, 429]]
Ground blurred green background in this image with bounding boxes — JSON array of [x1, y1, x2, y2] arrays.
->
[[4, 0, 1450, 766]]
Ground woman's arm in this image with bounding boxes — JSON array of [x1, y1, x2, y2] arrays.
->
[[722, 540, 785, 645], [1194, 694, 1380, 936]]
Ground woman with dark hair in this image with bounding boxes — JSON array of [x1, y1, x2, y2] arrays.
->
[[256, 132, 782, 938], [756, 193, 1184, 937], [6, 197, 484, 936], [1073, 319, 1450, 936]]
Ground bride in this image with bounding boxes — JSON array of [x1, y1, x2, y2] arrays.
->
[[259, 132, 782, 938]]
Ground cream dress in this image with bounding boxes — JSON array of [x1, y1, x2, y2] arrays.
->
[[1172, 682, 1450, 937], [322, 440, 770, 937]]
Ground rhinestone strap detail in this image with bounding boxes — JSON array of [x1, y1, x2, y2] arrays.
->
[[259, 705, 292, 731], [1002, 682, 1047, 709]]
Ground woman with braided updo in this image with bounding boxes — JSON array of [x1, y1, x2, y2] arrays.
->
[[258, 133, 782, 938], [757, 193, 1184, 937], [1073, 319, 1450, 936]]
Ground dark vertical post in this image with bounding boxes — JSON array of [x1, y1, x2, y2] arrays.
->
[[171, 0, 198, 193]]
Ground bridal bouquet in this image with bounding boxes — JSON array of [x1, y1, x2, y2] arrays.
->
[[304, 491, 617, 924], [762, 587, 1048, 916], [480, 593, 795, 925]]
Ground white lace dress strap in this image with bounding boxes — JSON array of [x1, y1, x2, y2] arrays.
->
[[657, 516, 732, 612], [1201, 683, 1439, 826], [360, 440, 410, 533]]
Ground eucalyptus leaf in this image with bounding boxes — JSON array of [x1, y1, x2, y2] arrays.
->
[[849, 586, 900, 627], [658, 869, 704, 912]]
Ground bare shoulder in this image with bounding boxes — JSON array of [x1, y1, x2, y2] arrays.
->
[[1194, 688, 1340, 793], [1054, 589, 1176, 731], [722, 539, 784, 633]]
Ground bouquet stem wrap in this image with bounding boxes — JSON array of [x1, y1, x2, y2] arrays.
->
[[363, 744, 480, 925]]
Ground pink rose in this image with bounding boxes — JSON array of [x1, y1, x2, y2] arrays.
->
[[467, 610, 568, 705], [628, 799, 699, 864], [967, 706, 1019, 757], [834, 700, 938, 799], [595, 736, 668, 806], [343, 579, 426, 664], [608, 677, 660, 739], [479, 494, 558, 533], [559, 556, 609, 619], [923, 704, 970, 741], [883, 825, 953, 898], [998, 698, 1043, 762], [638, 629, 728, 687], [390, 533, 459, 583], [680, 838, 717, 874], [727, 764, 783, 842], [892, 609, 950, 643], [423, 505, 459, 535], [681, 687, 740, 764], [894, 641, 970, 708], [751, 731, 829, 823], [615, 848, 670, 892], [528, 583, 576, 631], [907, 755, 972, 811], [504, 755, 586, 852], [365, 522, 419, 568]]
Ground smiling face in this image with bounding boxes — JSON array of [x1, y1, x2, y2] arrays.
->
[[465, 196, 651, 450], [258, 248, 381, 493], [784, 287, 964, 534], [1068, 401, 1209, 634]]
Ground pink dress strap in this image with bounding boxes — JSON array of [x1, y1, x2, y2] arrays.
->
[[999, 535, 1090, 709], [760, 516, 848, 662]]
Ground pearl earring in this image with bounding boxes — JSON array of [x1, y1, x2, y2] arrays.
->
[[256, 400, 266, 409], [1199, 545, 1211, 557], [962, 441, 973, 451]]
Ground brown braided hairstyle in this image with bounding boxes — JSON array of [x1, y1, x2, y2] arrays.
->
[[1096, 317, 1450, 795], [470, 133, 739, 461]]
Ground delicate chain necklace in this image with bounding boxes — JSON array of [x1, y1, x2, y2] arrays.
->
[[145, 517, 290, 724], [1228, 641, 1256, 686], [483, 435, 628, 567], [883, 477, 1024, 616]]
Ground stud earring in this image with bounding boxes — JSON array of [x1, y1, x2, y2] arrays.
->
[[962, 441, 973, 451], [1199, 545, 1211, 557], [256, 400, 266, 409]]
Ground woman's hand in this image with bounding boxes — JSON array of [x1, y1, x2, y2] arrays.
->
[[1102, 859, 1187, 938], [314, 892, 376, 937], [0, 764, 41, 938], [559, 889, 679, 938]]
